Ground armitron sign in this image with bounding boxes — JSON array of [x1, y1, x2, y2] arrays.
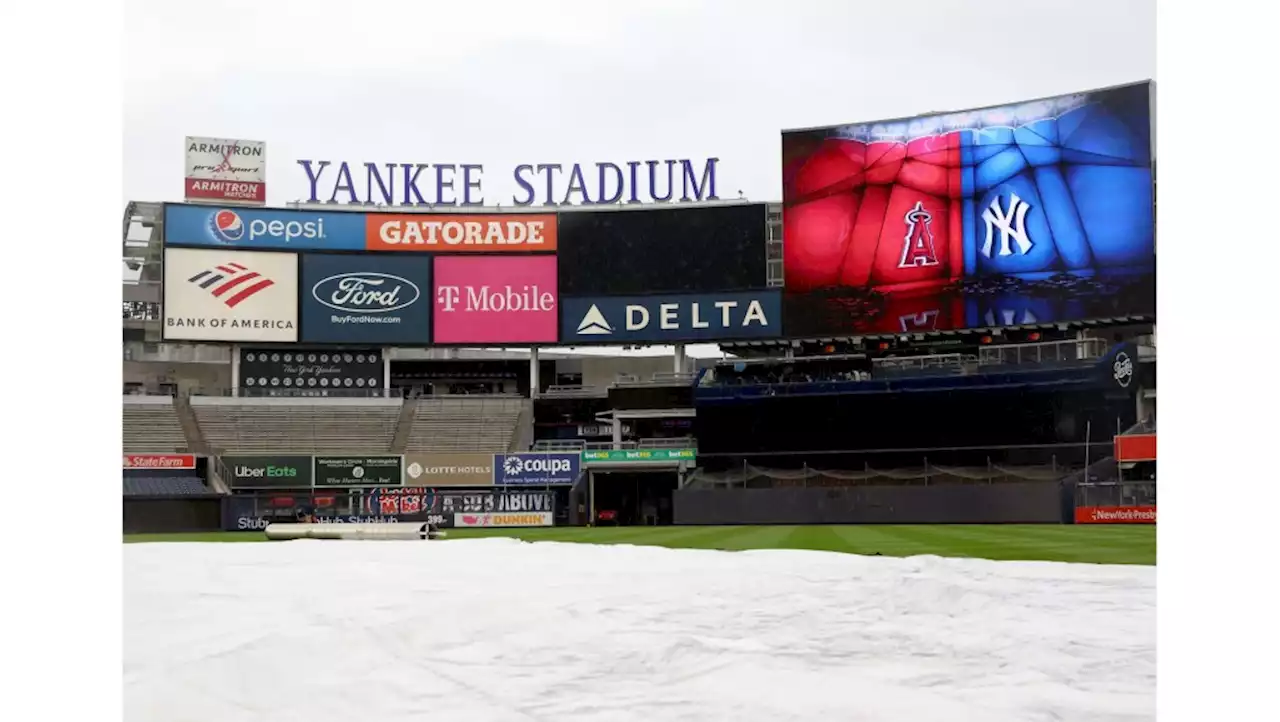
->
[[184, 136, 266, 204], [123, 454, 196, 469]]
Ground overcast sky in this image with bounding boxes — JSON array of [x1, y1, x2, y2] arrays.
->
[[124, 0, 1155, 207]]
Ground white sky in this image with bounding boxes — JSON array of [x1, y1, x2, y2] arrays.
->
[[123, 0, 1155, 207]]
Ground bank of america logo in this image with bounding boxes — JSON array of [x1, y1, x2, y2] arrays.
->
[[576, 305, 614, 335], [187, 262, 274, 308]]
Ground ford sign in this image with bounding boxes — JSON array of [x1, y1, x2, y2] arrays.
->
[[312, 273, 421, 313], [300, 254, 433, 344]]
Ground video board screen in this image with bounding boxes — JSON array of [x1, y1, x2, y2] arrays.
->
[[557, 203, 768, 296], [781, 81, 1154, 336]]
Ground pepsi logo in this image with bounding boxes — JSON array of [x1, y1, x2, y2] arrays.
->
[[210, 209, 244, 243]]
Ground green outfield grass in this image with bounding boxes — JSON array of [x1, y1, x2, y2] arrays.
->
[[124, 524, 1155, 565]]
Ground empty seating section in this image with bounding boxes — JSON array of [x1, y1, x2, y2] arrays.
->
[[123, 401, 189, 453], [192, 400, 401, 454], [123, 476, 212, 497], [404, 397, 524, 453]]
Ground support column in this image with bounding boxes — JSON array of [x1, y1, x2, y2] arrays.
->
[[230, 345, 241, 397], [530, 347, 541, 399], [383, 348, 391, 398], [612, 417, 623, 449], [673, 343, 686, 373]]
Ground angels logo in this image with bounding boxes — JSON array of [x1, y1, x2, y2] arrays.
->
[[899, 201, 939, 268]]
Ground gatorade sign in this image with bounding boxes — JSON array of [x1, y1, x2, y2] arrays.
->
[[493, 452, 580, 486]]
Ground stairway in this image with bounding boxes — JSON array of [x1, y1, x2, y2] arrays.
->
[[173, 395, 210, 455], [390, 398, 417, 454]]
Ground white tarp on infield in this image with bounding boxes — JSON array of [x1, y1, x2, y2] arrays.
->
[[124, 539, 1155, 722]]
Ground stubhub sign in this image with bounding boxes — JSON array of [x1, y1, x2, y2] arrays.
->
[[560, 290, 782, 344]]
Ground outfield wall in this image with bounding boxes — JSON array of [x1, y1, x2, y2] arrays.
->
[[124, 498, 223, 534], [673, 483, 1065, 525]]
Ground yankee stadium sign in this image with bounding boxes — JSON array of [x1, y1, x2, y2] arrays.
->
[[297, 158, 720, 207]]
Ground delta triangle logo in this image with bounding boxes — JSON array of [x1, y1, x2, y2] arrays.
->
[[576, 304, 614, 335]]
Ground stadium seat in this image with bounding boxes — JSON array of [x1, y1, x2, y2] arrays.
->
[[403, 397, 525, 453], [122, 476, 213, 497], [191, 399, 402, 454], [123, 399, 189, 453]]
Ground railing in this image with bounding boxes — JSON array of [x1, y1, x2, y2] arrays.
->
[[612, 372, 698, 388], [533, 439, 589, 452], [978, 337, 1108, 367], [194, 387, 402, 399], [540, 385, 608, 398]]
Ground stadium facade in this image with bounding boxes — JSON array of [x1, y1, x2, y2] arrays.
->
[[123, 81, 1157, 534]]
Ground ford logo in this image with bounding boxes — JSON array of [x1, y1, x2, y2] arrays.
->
[[312, 273, 420, 313]]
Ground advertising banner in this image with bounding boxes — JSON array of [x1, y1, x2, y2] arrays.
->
[[402, 453, 494, 487], [163, 248, 298, 342], [560, 290, 782, 345], [300, 254, 432, 344], [164, 204, 367, 251], [582, 449, 696, 463], [223, 455, 313, 489], [365, 214, 558, 252], [1074, 505, 1157, 524], [453, 512, 554, 528], [184, 137, 266, 204], [493, 452, 580, 486], [557, 203, 768, 296], [314, 456, 403, 487], [239, 348, 384, 396], [439, 490, 553, 515], [433, 255, 559, 344], [781, 81, 1155, 336], [123, 454, 196, 470], [1114, 433, 1156, 463]]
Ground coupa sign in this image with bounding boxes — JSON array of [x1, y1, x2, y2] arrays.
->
[[493, 453, 580, 486], [559, 290, 782, 344], [296, 158, 720, 207], [300, 254, 432, 344]]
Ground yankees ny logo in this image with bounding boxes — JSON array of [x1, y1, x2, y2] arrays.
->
[[982, 193, 1034, 258], [899, 201, 939, 268]]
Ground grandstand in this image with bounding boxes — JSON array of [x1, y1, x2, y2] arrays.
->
[[402, 396, 527, 453], [123, 397, 189, 453], [190, 397, 402, 454]]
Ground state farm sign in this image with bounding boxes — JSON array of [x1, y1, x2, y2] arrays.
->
[[184, 136, 266, 204], [432, 256, 558, 344], [123, 454, 196, 470]]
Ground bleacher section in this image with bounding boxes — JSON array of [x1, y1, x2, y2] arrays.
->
[[191, 398, 401, 454], [123, 398, 189, 453], [403, 397, 524, 453], [123, 476, 214, 497]]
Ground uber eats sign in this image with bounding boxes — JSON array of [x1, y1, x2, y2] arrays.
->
[[225, 455, 314, 489]]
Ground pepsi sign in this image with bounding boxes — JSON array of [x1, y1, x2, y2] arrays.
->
[[163, 203, 367, 251], [493, 452, 580, 486], [301, 254, 432, 344]]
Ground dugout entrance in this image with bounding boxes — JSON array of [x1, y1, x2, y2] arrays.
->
[[581, 468, 681, 526]]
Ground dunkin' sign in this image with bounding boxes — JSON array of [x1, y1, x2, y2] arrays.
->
[[432, 255, 558, 343]]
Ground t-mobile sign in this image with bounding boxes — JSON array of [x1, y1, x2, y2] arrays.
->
[[433, 255, 558, 343]]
